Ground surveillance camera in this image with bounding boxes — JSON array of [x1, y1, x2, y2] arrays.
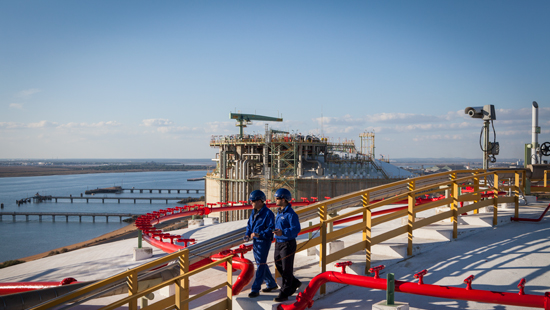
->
[[464, 106, 483, 118]]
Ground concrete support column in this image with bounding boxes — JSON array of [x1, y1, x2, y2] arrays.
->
[[328, 211, 338, 233]]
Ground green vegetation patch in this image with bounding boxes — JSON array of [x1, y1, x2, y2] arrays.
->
[[0, 260, 25, 269]]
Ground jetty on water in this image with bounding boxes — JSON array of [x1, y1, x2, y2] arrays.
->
[[0, 211, 140, 222]]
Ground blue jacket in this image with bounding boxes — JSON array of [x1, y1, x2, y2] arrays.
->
[[246, 204, 275, 241], [275, 203, 301, 242]]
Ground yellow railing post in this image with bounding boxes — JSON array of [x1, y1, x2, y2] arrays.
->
[[127, 270, 138, 310], [451, 173, 458, 239], [515, 170, 520, 219], [522, 171, 527, 196], [362, 192, 371, 274], [407, 180, 415, 256], [319, 203, 327, 294], [493, 172, 499, 226], [175, 249, 190, 310], [473, 172, 480, 214], [227, 256, 233, 310]]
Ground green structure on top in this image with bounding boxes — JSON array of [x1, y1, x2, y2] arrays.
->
[[229, 112, 283, 138]]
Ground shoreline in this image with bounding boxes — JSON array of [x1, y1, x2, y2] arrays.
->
[[0, 166, 212, 178]]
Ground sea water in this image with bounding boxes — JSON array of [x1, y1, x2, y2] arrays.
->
[[0, 171, 206, 262]]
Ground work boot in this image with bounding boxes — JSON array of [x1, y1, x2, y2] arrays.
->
[[273, 294, 288, 302], [290, 280, 302, 296], [262, 285, 279, 293], [248, 291, 260, 298]]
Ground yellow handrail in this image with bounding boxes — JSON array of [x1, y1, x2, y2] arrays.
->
[[31, 249, 233, 310], [33, 169, 536, 308], [295, 169, 528, 278]]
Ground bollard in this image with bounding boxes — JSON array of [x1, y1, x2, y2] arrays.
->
[[138, 230, 142, 248], [387, 273, 395, 305]]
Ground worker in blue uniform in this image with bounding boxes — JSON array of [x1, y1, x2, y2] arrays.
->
[[273, 188, 302, 302], [244, 190, 278, 298]]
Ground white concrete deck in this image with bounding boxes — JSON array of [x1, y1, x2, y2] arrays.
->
[[1, 201, 548, 310]]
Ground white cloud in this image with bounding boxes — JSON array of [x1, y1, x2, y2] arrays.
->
[[0, 121, 58, 129], [28, 120, 58, 128], [9, 103, 23, 109], [141, 119, 173, 127], [57, 121, 120, 129], [16, 88, 41, 98]]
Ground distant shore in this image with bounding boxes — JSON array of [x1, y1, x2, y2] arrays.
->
[[0, 166, 211, 178]]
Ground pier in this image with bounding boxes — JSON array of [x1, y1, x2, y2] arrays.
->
[[0, 212, 140, 223], [31, 196, 190, 204], [121, 188, 203, 194]]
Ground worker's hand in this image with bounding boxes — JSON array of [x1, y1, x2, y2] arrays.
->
[[243, 235, 250, 242], [273, 229, 283, 236], [250, 233, 258, 238]]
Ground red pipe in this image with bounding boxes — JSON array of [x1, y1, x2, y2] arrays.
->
[[278, 272, 549, 310], [210, 255, 254, 295], [511, 204, 550, 222], [0, 278, 78, 295]]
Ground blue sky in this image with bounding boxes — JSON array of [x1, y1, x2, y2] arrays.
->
[[1, 1, 549, 160]]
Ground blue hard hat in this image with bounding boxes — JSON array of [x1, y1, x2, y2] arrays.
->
[[249, 190, 266, 202], [274, 188, 292, 201]]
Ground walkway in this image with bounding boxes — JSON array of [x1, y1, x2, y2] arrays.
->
[[0, 202, 548, 309]]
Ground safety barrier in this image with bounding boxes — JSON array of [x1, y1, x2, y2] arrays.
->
[[292, 169, 525, 294], [30, 248, 234, 310], [29, 168, 540, 309], [531, 169, 550, 192]]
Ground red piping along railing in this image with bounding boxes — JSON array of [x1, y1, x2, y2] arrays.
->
[[278, 263, 550, 310], [298, 191, 509, 236], [0, 189, 507, 296], [511, 203, 550, 222], [0, 278, 79, 295], [135, 199, 319, 296]]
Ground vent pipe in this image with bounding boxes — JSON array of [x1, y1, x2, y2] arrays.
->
[[532, 101, 539, 164]]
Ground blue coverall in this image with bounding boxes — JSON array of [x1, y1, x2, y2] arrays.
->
[[274, 203, 301, 297], [246, 204, 277, 293]]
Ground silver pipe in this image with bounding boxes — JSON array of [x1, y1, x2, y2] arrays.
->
[[532, 101, 539, 164]]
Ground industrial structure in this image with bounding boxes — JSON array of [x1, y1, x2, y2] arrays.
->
[[205, 113, 414, 222]]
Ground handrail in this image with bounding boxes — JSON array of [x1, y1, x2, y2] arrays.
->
[[30, 250, 234, 310], [294, 169, 528, 276], [28, 169, 536, 309]]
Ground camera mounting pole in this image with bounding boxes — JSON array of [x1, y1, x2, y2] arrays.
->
[[482, 120, 490, 170], [464, 105, 497, 170]]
